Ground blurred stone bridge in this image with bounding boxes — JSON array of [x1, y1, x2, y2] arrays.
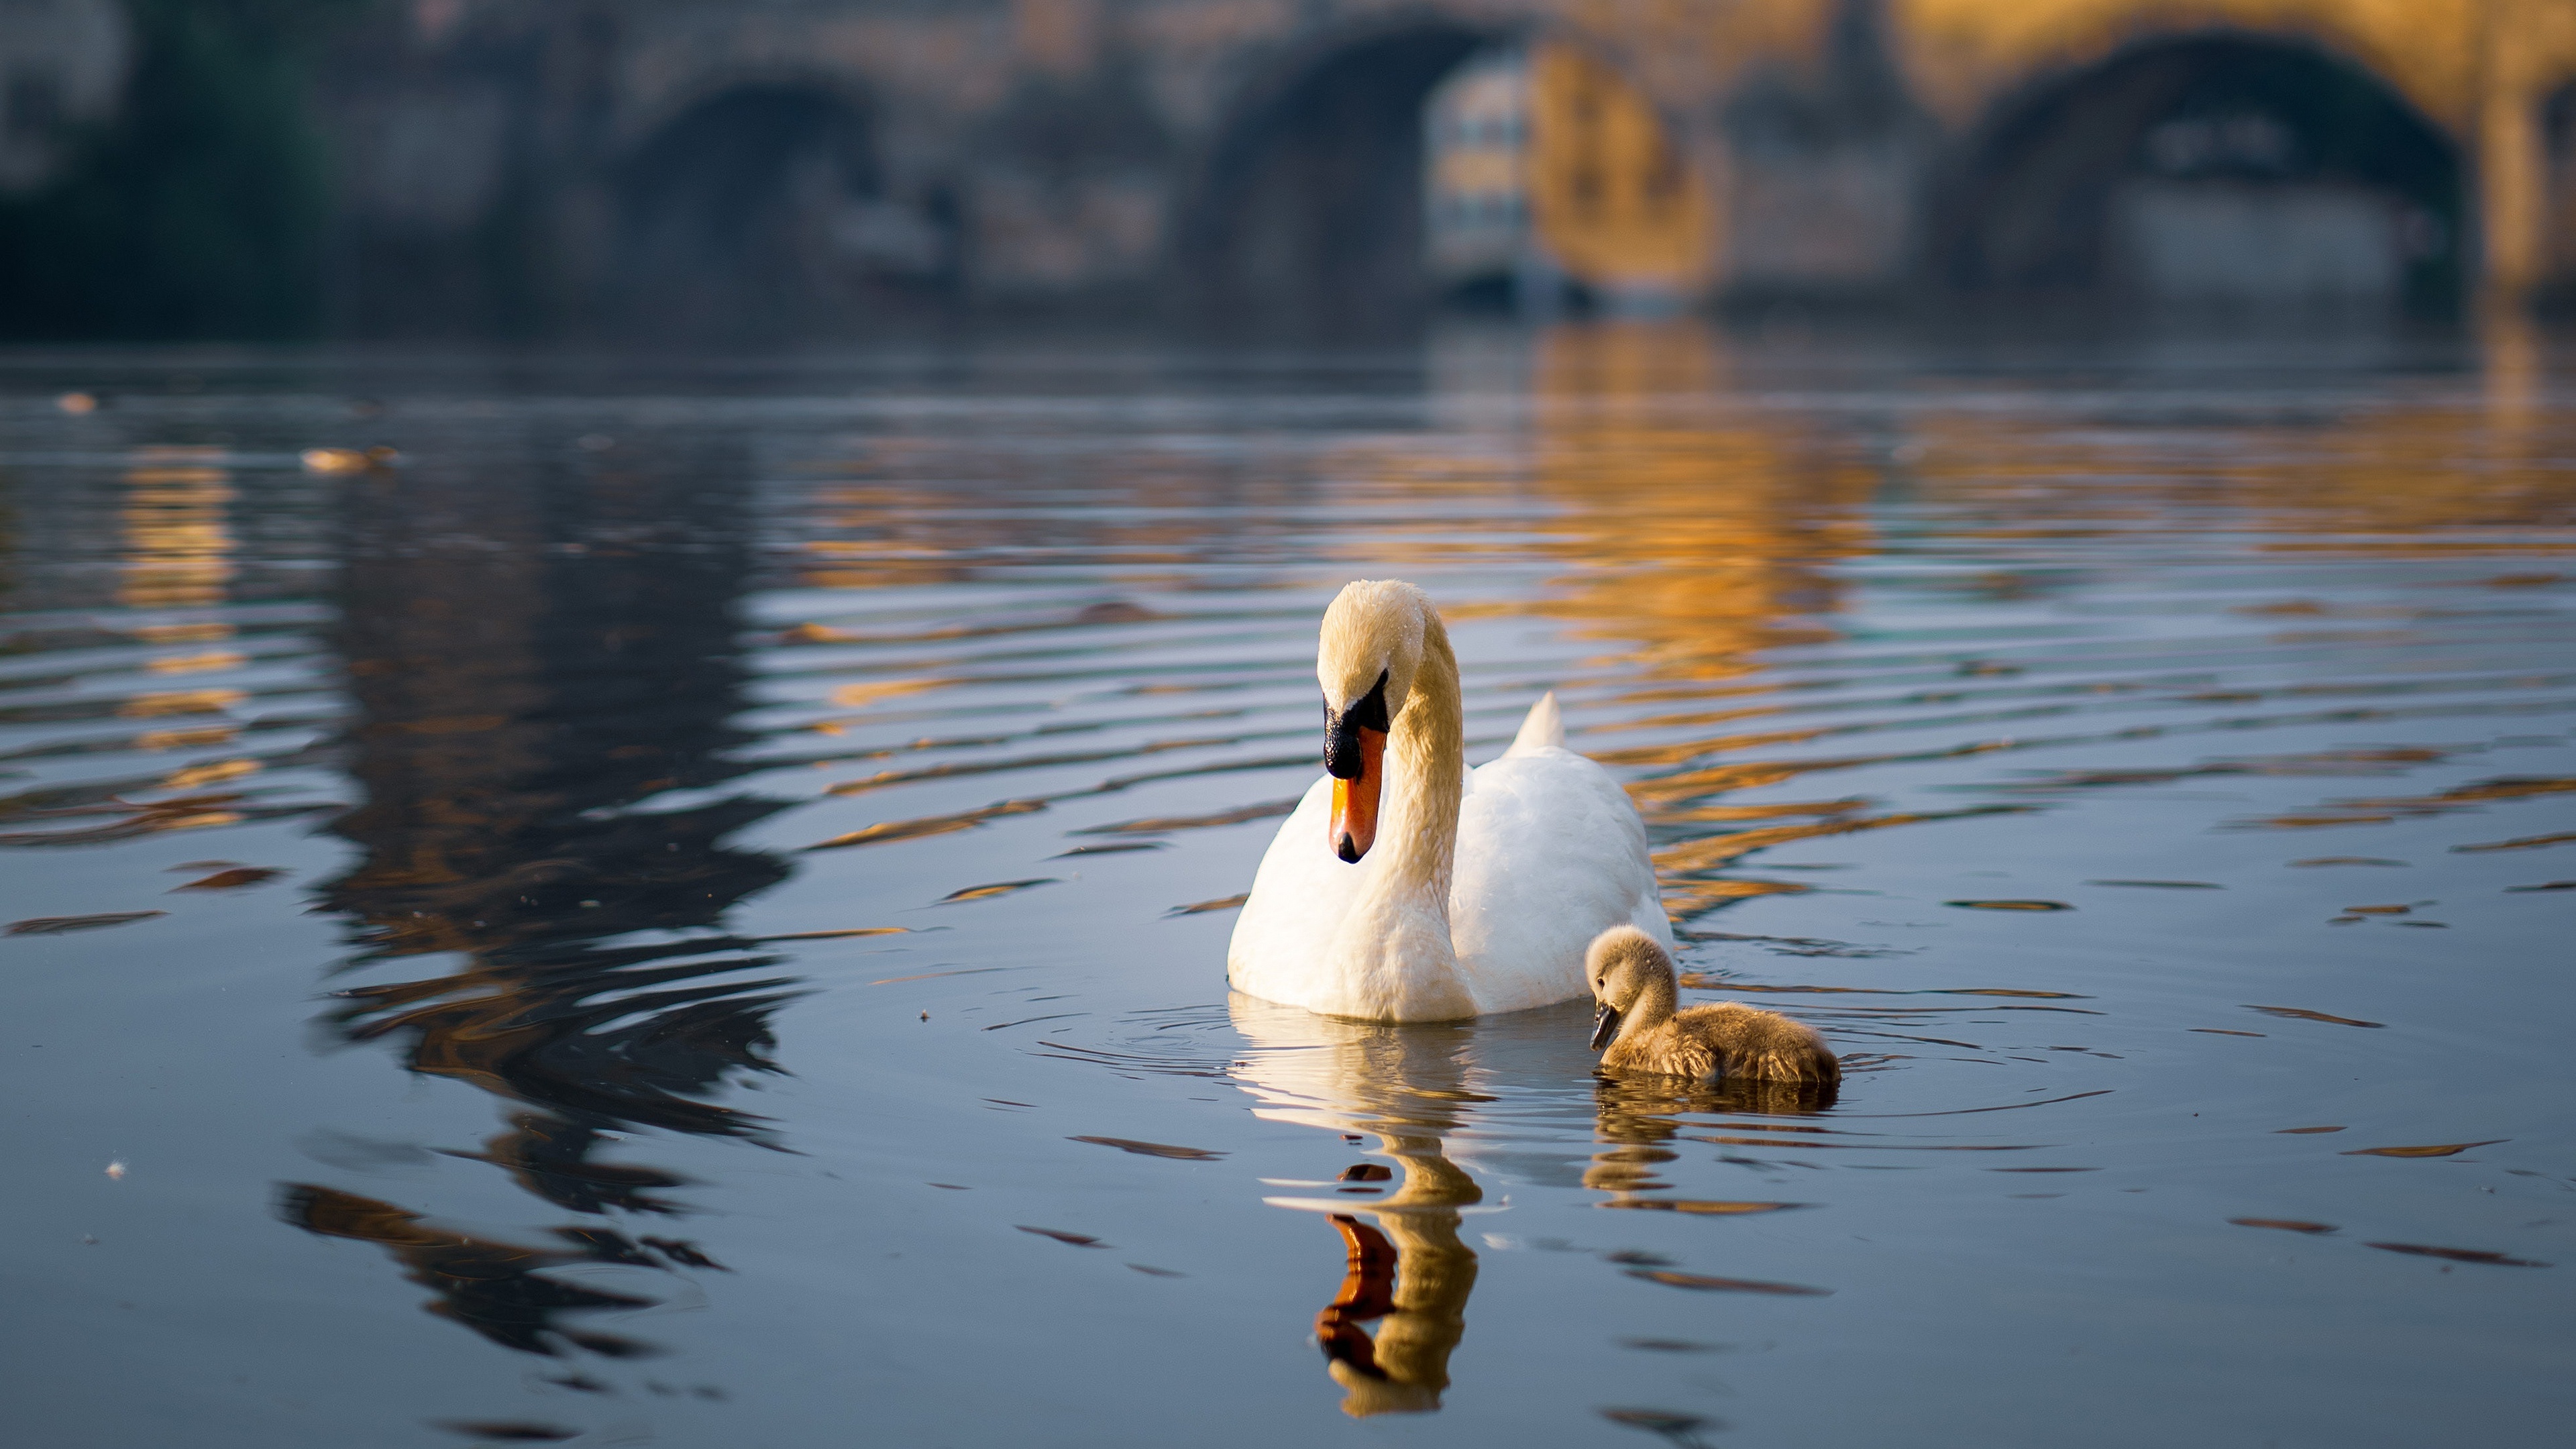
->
[[328, 0, 2576, 337]]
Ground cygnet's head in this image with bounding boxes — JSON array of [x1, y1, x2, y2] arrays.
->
[[1585, 925, 1675, 1051], [1315, 580, 1432, 863]]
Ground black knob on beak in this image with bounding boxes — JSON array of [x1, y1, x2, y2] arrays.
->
[[1324, 669, 1391, 778]]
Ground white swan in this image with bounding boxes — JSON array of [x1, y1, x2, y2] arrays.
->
[[1228, 579, 1672, 1020]]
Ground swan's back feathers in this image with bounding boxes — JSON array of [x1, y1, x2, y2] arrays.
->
[[1506, 691, 1564, 755], [1445, 746, 1669, 1012]]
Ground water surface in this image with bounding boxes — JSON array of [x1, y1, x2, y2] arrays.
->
[[3, 327, 2573, 1447]]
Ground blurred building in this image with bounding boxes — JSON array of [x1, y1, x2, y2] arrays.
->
[[0, 0, 127, 192], [1422, 49, 1531, 305], [9, 0, 2576, 338], [1424, 42, 1718, 315]]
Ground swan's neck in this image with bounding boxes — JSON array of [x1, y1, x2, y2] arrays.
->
[[1332, 607, 1473, 1019], [1378, 612, 1464, 908], [1617, 974, 1679, 1044]]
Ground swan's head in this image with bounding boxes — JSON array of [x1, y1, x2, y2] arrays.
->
[[1316, 580, 1432, 863], [1585, 925, 1674, 1051]]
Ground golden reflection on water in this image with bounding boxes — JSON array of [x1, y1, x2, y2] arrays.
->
[[1895, 391, 2576, 551], [1509, 323, 1874, 688], [118, 449, 236, 610]]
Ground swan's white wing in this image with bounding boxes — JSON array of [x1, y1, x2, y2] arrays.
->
[[1226, 775, 1371, 1008], [1450, 746, 1670, 1014]]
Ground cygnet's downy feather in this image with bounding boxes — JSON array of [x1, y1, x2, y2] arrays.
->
[[1584, 925, 1839, 1083]]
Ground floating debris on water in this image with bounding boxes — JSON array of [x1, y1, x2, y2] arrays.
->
[[1945, 900, 2073, 911], [2454, 832, 2576, 854], [170, 866, 282, 891], [429, 1421, 578, 1442], [758, 926, 909, 942], [1016, 1226, 1107, 1248], [2245, 1006, 2385, 1028], [2342, 1141, 2508, 1159], [1625, 1269, 1831, 1295], [1068, 1136, 1226, 1161], [938, 878, 1059, 903], [1599, 1407, 1723, 1446], [8, 911, 166, 936], [2365, 1242, 2550, 1267]]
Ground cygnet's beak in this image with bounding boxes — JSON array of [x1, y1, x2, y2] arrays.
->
[[1590, 1002, 1621, 1051], [1325, 672, 1390, 864]]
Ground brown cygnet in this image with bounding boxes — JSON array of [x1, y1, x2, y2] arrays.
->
[[1585, 926, 1839, 1083]]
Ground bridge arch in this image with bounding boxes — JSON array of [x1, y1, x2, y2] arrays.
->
[[610, 76, 954, 341], [1171, 17, 1499, 336], [1171, 16, 1714, 335], [1929, 32, 2464, 317]]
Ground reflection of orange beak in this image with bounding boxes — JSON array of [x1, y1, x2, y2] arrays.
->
[[1330, 727, 1385, 863], [1314, 1213, 1399, 1376]]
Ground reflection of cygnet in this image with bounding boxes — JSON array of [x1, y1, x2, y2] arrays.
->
[[1585, 926, 1839, 1083]]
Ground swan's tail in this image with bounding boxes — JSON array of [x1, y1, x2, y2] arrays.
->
[[1506, 690, 1566, 755]]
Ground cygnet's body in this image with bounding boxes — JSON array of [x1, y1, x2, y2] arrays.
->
[[1585, 926, 1839, 1084]]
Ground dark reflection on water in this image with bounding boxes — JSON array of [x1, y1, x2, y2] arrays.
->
[[286, 447, 794, 1366], [278, 1183, 661, 1359], [1, 329, 2573, 1446]]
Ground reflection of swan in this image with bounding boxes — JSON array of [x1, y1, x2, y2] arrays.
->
[[1587, 926, 1839, 1084], [1230, 580, 1670, 1020], [1587, 1068, 1839, 1195], [1229, 994, 1497, 1417]]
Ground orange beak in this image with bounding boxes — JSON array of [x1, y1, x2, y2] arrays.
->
[[1330, 727, 1385, 863]]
